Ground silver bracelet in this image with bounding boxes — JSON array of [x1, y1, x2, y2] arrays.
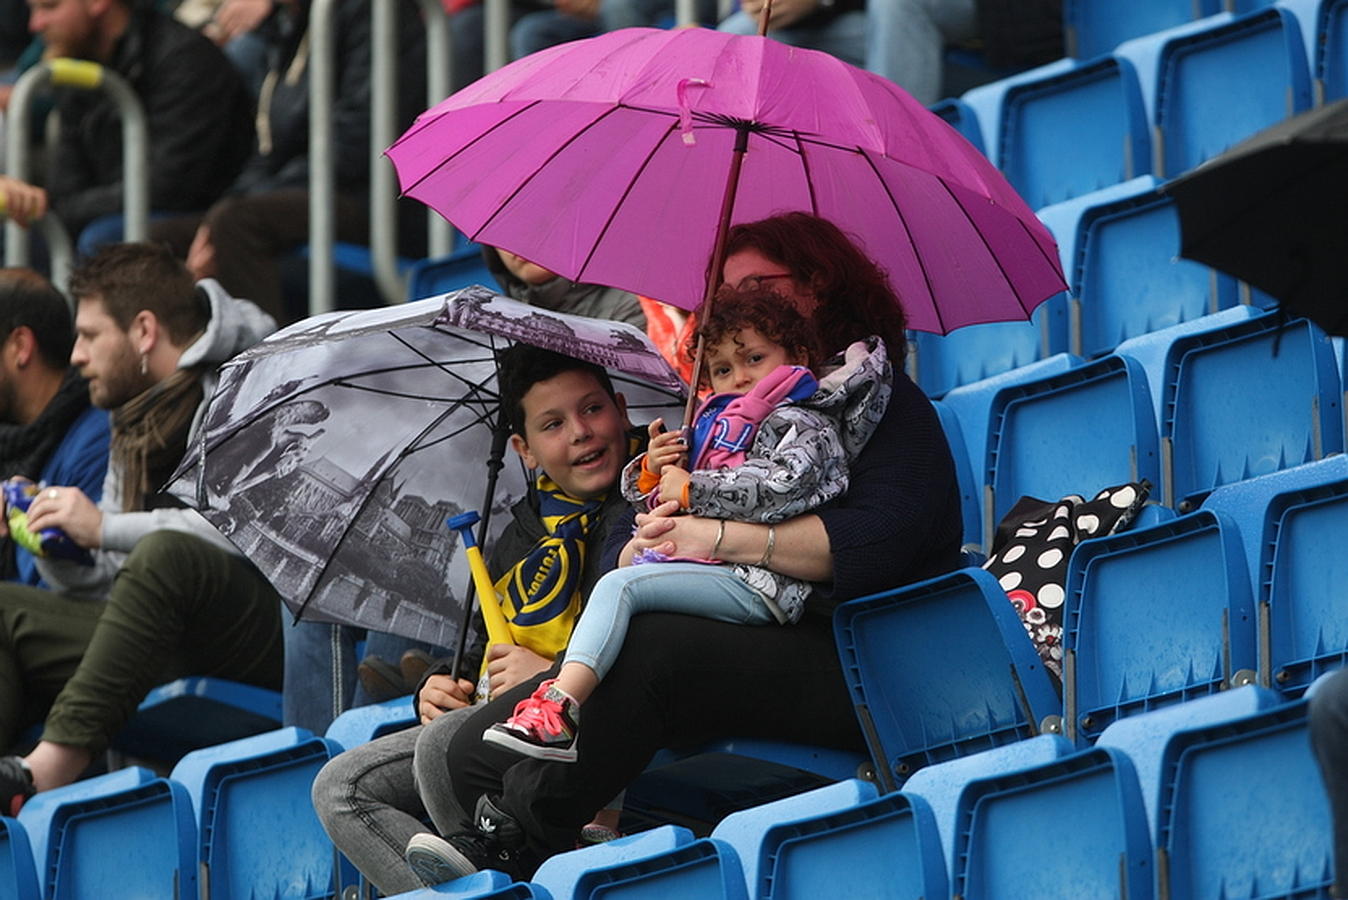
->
[[757, 525, 776, 568], [710, 519, 727, 559]]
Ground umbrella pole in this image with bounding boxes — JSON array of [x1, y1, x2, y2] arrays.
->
[[449, 414, 511, 681], [683, 125, 750, 429]]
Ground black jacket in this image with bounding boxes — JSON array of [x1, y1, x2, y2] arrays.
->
[[50, 7, 254, 233]]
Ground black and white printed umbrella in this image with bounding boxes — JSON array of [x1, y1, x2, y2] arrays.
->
[[165, 285, 685, 649]]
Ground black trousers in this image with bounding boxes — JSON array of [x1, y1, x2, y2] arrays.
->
[[447, 611, 864, 867]]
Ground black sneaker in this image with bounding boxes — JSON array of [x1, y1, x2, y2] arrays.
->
[[0, 756, 35, 816], [404, 795, 526, 885]]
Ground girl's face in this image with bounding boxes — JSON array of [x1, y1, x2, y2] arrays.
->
[[704, 326, 806, 394], [721, 249, 818, 317]]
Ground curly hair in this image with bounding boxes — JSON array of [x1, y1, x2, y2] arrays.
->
[[685, 285, 820, 388], [721, 213, 908, 369]]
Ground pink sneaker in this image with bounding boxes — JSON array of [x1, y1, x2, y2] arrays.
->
[[482, 679, 580, 762]]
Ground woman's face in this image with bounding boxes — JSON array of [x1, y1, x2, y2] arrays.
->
[[721, 249, 818, 316]]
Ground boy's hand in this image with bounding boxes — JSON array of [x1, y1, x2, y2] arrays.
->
[[418, 674, 475, 723], [485, 643, 552, 696], [658, 465, 691, 508], [645, 419, 686, 476]]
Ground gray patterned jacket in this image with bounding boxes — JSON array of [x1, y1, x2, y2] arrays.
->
[[621, 336, 893, 623]]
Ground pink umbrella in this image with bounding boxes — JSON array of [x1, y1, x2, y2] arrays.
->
[[387, 26, 1066, 336]]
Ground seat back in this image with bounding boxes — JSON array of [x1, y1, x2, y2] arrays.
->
[[1203, 456, 1348, 696], [172, 727, 341, 900], [910, 295, 1068, 399], [1064, 0, 1221, 59], [999, 56, 1152, 210], [1324, 0, 1348, 100], [833, 567, 1062, 792], [952, 747, 1153, 900], [324, 694, 419, 750], [1159, 312, 1343, 509], [532, 827, 747, 900], [985, 354, 1160, 548], [1064, 511, 1256, 743], [113, 676, 283, 763], [0, 817, 39, 900], [932, 400, 984, 548], [1118, 9, 1313, 176], [407, 243, 494, 300], [16, 767, 196, 900], [1040, 176, 1238, 359], [927, 97, 985, 154], [1157, 697, 1333, 899], [712, 780, 945, 900]]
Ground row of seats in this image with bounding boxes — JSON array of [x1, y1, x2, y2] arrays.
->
[[933, 306, 1344, 548]]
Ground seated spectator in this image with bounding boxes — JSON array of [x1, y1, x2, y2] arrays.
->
[[148, 0, 429, 325], [1, 268, 109, 589], [0, 0, 254, 258], [282, 247, 641, 735], [312, 344, 641, 895], [0, 243, 283, 813], [511, 0, 717, 62], [1311, 667, 1348, 898]]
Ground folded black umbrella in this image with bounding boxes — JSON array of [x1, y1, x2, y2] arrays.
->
[[1164, 98, 1348, 336]]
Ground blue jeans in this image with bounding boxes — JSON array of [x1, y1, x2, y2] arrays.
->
[[281, 616, 443, 736], [563, 562, 775, 680], [718, 8, 867, 68]]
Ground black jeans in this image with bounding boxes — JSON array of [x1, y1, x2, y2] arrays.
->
[[447, 612, 864, 868]]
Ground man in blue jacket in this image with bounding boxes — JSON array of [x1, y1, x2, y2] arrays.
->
[[0, 267, 109, 589]]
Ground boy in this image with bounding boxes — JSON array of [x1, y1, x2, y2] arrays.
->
[[313, 344, 639, 895]]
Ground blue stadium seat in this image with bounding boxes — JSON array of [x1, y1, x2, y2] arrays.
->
[[0, 817, 39, 900], [710, 779, 946, 900], [951, 747, 1153, 900], [1038, 176, 1240, 359], [382, 871, 546, 898], [1150, 311, 1343, 509], [1156, 697, 1333, 899], [531, 826, 748, 900], [833, 567, 1063, 792], [940, 353, 1085, 547], [1063, 510, 1257, 744], [1203, 456, 1348, 696], [171, 727, 342, 900], [983, 353, 1161, 548], [111, 676, 283, 763], [408, 243, 494, 300], [1096, 684, 1280, 836], [900, 734, 1075, 878], [909, 294, 1068, 399], [927, 97, 985, 154], [1115, 8, 1313, 177], [16, 766, 197, 900], [982, 56, 1152, 210], [1321, 0, 1348, 100], [932, 400, 984, 547], [325, 693, 419, 750], [1064, 0, 1222, 60]]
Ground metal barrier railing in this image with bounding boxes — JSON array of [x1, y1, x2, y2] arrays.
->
[[4, 58, 148, 273]]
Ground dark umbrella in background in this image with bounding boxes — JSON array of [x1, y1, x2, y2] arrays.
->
[[1165, 97, 1348, 336], [165, 285, 685, 655]]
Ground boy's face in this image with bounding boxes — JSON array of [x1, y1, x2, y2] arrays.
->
[[510, 370, 630, 500], [705, 326, 804, 395]]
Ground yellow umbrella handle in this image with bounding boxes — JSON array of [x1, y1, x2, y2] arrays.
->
[[447, 511, 514, 647]]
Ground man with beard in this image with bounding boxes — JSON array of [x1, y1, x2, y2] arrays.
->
[[0, 243, 283, 815], [0, 268, 109, 588], [0, 0, 252, 254]]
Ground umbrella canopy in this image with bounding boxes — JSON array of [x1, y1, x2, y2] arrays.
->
[[386, 27, 1067, 334], [165, 286, 684, 648], [1165, 98, 1348, 337]]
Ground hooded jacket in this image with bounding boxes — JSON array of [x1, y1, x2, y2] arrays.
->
[[621, 336, 892, 623], [485, 247, 646, 330], [37, 281, 276, 597]]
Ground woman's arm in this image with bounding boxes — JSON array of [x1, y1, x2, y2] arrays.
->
[[617, 501, 835, 582]]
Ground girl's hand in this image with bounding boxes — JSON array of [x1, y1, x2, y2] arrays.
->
[[645, 419, 686, 475], [658, 465, 691, 507]]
